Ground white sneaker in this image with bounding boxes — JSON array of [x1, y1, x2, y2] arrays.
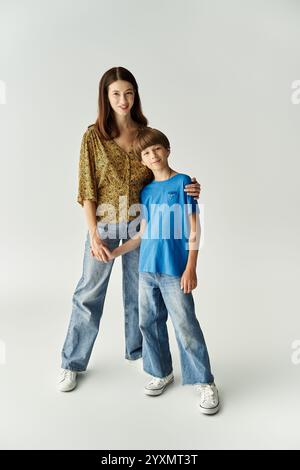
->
[[58, 369, 77, 392], [196, 383, 220, 415], [144, 372, 174, 396]]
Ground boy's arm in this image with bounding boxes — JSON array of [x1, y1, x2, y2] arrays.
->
[[181, 212, 200, 293], [186, 211, 200, 266], [110, 218, 147, 259]]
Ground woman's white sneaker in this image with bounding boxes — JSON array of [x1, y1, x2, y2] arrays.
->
[[196, 383, 220, 415], [144, 373, 174, 396], [58, 369, 77, 392]]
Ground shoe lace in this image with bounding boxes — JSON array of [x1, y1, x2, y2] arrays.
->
[[61, 369, 74, 380], [196, 384, 216, 403], [149, 377, 164, 387]]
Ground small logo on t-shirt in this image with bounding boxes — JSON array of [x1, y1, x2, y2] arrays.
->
[[167, 191, 179, 205]]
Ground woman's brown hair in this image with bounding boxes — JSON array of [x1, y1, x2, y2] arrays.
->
[[94, 66, 148, 140]]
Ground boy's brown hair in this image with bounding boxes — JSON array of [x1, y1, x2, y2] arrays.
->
[[133, 127, 170, 159]]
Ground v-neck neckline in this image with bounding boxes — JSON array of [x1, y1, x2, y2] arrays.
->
[[112, 139, 133, 155]]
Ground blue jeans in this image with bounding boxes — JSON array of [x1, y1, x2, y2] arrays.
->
[[139, 272, 214, 385], [61, 222, 142, 371]]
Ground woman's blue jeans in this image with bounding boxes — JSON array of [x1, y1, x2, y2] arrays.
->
[[61, 222, 142, 371]]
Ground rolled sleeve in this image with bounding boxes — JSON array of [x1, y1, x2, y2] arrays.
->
[[77, 130, 97, 206]]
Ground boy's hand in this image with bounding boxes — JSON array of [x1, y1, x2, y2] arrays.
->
[[180, 267, 197, 294]]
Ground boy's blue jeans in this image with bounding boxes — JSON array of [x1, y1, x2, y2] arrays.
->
[[61, 222, 142, 371], [139, 272, 214, 385]]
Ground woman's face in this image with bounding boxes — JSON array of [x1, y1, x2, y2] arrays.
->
[[107, 80, 135, 116]]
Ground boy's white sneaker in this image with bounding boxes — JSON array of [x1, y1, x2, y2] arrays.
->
[[144, 372, 174, 396], [196, 383, 220, 415], [58, 369, 77, 392]]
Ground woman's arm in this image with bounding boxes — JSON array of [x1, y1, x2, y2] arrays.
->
[[184, 177, 201, 199], [83, 200, 97, 236], [83, 200, 111, 262], [77, 130, 111, 261]]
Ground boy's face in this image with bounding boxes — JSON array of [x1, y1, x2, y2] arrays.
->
[[140, 144, 170, 171]]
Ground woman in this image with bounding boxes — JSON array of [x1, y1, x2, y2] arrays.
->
[[59, 66, 201, 392]]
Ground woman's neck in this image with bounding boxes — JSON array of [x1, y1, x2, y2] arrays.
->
[[114, 113, 137, 133]]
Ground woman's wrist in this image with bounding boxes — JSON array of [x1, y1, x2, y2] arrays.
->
[[89, 227, 104, 251], [89, 225, 98, 238]]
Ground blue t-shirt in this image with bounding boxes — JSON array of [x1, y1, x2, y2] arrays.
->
[[139, 173, 199, 276]]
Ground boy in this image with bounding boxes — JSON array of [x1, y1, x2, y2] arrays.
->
[[108, 127, 219, 415]]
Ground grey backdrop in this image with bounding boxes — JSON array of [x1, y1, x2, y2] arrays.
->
[[0, 0, 299, 450]]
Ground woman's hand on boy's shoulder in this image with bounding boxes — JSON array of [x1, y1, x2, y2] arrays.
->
[[184, 176, 201, 200]]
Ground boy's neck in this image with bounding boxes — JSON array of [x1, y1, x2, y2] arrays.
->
[[152, 166, 177, 182]]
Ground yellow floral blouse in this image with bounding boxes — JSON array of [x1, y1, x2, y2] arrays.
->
[[77, 124, 153, 223]]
